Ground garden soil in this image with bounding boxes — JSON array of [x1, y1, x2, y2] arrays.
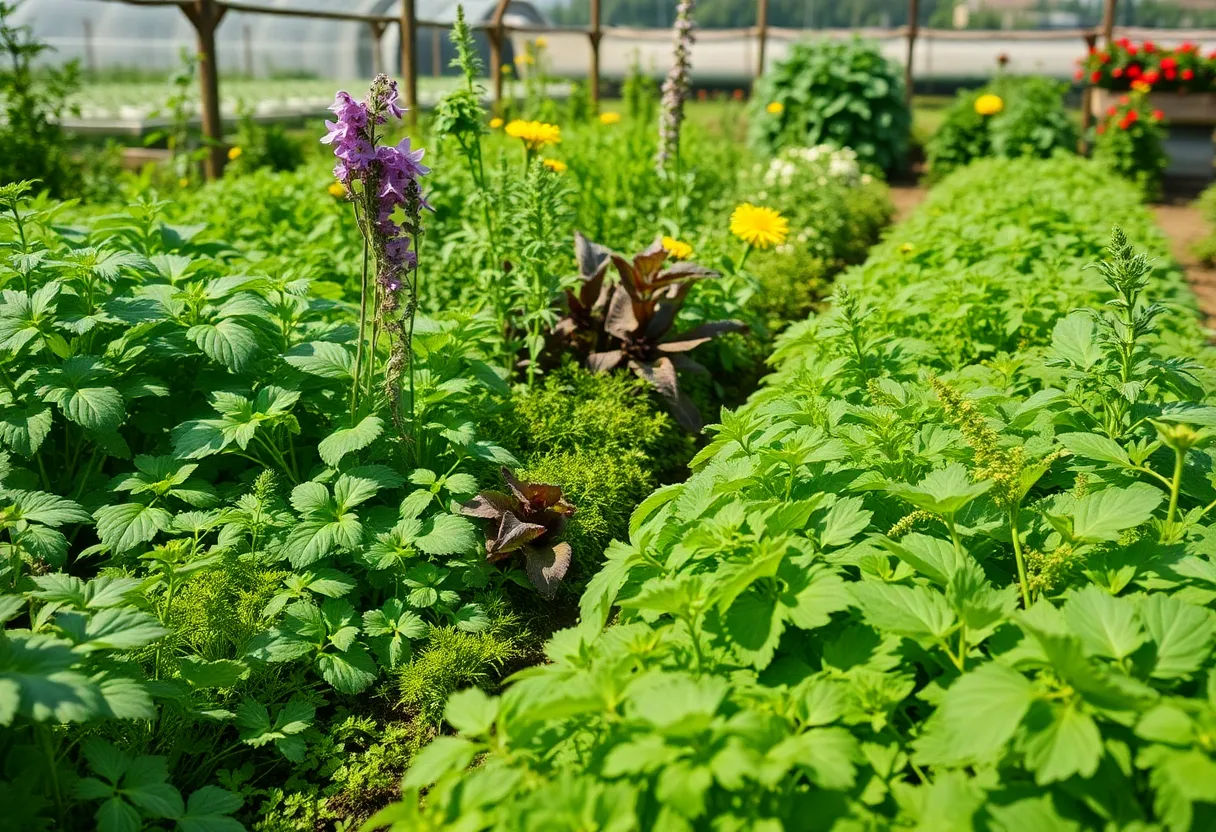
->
[[1154, 200, 1216, 339]]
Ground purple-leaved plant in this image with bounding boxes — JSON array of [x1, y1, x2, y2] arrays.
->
[[657, 0, 696, 174], [323, 75, 430, 438]]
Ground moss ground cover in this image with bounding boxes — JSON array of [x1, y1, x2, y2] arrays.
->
[[377, 156, 1216, 831]]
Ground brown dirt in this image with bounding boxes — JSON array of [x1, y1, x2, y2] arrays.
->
[[1153, 200, 1216, 337], [889, 184, 928, 223]]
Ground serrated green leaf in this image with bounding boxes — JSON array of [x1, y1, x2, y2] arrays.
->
[[318, 415, 383, 467]]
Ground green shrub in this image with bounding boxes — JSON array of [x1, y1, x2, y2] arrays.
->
[[927, 75, 1077, 179], [749, 38, 910, 171], [1091, 90, 1168, 200]]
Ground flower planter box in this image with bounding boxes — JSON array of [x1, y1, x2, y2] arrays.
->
[[1091, 89, 1216, 127], [1090, 89, 1215, 179]]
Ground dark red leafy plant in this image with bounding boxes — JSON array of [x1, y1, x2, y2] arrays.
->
[[553, 231, 612, 355], [585, 237, 746, 431], [460, 468, 576, 598]]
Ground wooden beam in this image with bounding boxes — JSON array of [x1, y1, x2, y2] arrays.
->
[[905, 0, 919, 105], [489, 0, 511, 113], [432, 26, 442, 77], [400, 0, 418, 125], [755, 0, 769, 82], [589, 0, 601, 106], [1079, 31, 1098, 155], [370, 21, 386, 77], [1101, 0, 1117, 45], [181, 0, 227, 180]]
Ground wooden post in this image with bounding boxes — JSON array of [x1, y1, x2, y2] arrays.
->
[[905, 0, 919, 105], [589, 0, 602, 106], [755, 0, 769, 82], [432, 26, 442, 77], [400, 0, 418, 125], [243, 24, 253, 77], [1079, 31, 1098, 155], [370, 21, 386, 77], [1101, 0, 1117, 45], [489, 0, 511, 113], [181, 0, 228, 180], [82, 19, 96, 76]]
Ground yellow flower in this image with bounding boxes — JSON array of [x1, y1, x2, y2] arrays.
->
[[1131, 79, 1152, 94], [730, 203, 788, 249], [542, 158, 567, 173], [514, 53, 534, 67], [974, 93, 1004, 116], [900, 242, 915, 255], [178, 178, 190, 188], [661, 236, 693, 260], [328, 181, 346, 197], [489, 117, 504, 129], [505, 119, 561, 150], [535, 36, 548, 49], [227, 146, 242, 161], [599, 111, 621, 125], [766, 101, 784, 114]]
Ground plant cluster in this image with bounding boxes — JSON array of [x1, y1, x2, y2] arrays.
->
[[0, 2, 81, 197], [1079, 39, 1215, 93], [1092, 88, 1169, 200], [926, 75, 1077, 179], [374, 155, 1216, 831], [750, 38, 911, 172]]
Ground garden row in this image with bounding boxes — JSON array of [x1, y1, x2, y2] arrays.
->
[[381, 155, 1216, 831], [0, 55, 894, 832]]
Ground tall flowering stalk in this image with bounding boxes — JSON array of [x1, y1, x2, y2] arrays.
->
[[657, 0, 696, 174], [322, 75, 430, 438]]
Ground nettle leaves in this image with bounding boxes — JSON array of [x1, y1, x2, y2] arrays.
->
[[461, 468, 576, 597], [563, 234, 747, 431]]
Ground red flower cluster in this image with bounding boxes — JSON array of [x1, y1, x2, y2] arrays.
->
[[1098, 90, 1165, 136], [1079, 38, 1213, 93]]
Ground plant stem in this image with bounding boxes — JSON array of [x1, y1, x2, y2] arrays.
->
[[1009, 506, 1031, 608], [1166, 447, 1184, 526], [351, 212, 370, 423]]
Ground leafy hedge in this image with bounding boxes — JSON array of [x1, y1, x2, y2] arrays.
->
[[381, 156, 1216, 831]]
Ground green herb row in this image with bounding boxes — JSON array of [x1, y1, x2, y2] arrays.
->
[[379, 155, 1216, 832]]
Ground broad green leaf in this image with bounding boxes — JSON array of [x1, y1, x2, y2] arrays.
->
[[851, 581, 956, 639], [1058, 432, 1132, 467], [316, 644, 377, 694], [93, 503, 173, 553], [878, 533, 965, 586], [178, 657, 248, 688], [1065, 484, 1163, 543], [416, 513, 477, 556], [401, 736, 478, 790], [187, 319, 259, 372], [1020, 702, 1102, 785], [56, 608, 169, 652], [1049, 311, 1101, 370], [179, 786, 244, 832], [1063, 586, 1145, 662], [283, 341, 354, 380], [445, 687, 499, 737], [317, 415, 383, 467], [887, 463, 992, 516], [914, 663, 1035, 766], [818, 496, 872, 547], [724, 589, 785, 670], [1139, 593, 1215, 680]]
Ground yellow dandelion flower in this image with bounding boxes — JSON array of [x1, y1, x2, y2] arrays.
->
[[514, 53, 534, 67], [599, 111, 621, 125], [178, 178, 190, 188], [766, 101, 784, 114], [489, 117, 504, 129], [227, 146, 242, 161], [974, 93, 1004, 116], [900, 242, 914, 255], [661, 236, 693, 260], [730, 203, 788, 249], [535, 36, 548, 49], [505, 119, 561, 150], [542, 158, 567, 173], [328, 181, 346, 197]]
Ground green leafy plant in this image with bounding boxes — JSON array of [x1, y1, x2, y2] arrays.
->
[[750, 38, 910, 171], [1092, 90, 1169, 199]]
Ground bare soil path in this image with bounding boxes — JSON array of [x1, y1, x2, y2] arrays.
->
[[889, 184, 928, 223], [1154, 200, 1216, 336]]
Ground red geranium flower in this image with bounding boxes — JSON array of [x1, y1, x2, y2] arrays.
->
[[1165, 68, 1177, 81], [1142, 70, 1160, 85], [1076, 69, 1085, 81], [1144, 41, 1155, 53], [1127, 64, 1143, 80], [1127, 109, 1139, 122], [1100, 52, 1111, 64], [1152, 109, 1165, 121], [1118, 117, 1130, 130], [1113, 67, 1124, 78], [1161, 57, 1177, 71], [1119, 94, 1130, 105], [1091, 70, 1102, 83], [1183, 69, 1196, 81], [1107, 105, 1118, 116], [1181, 42, 1196, 53]]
